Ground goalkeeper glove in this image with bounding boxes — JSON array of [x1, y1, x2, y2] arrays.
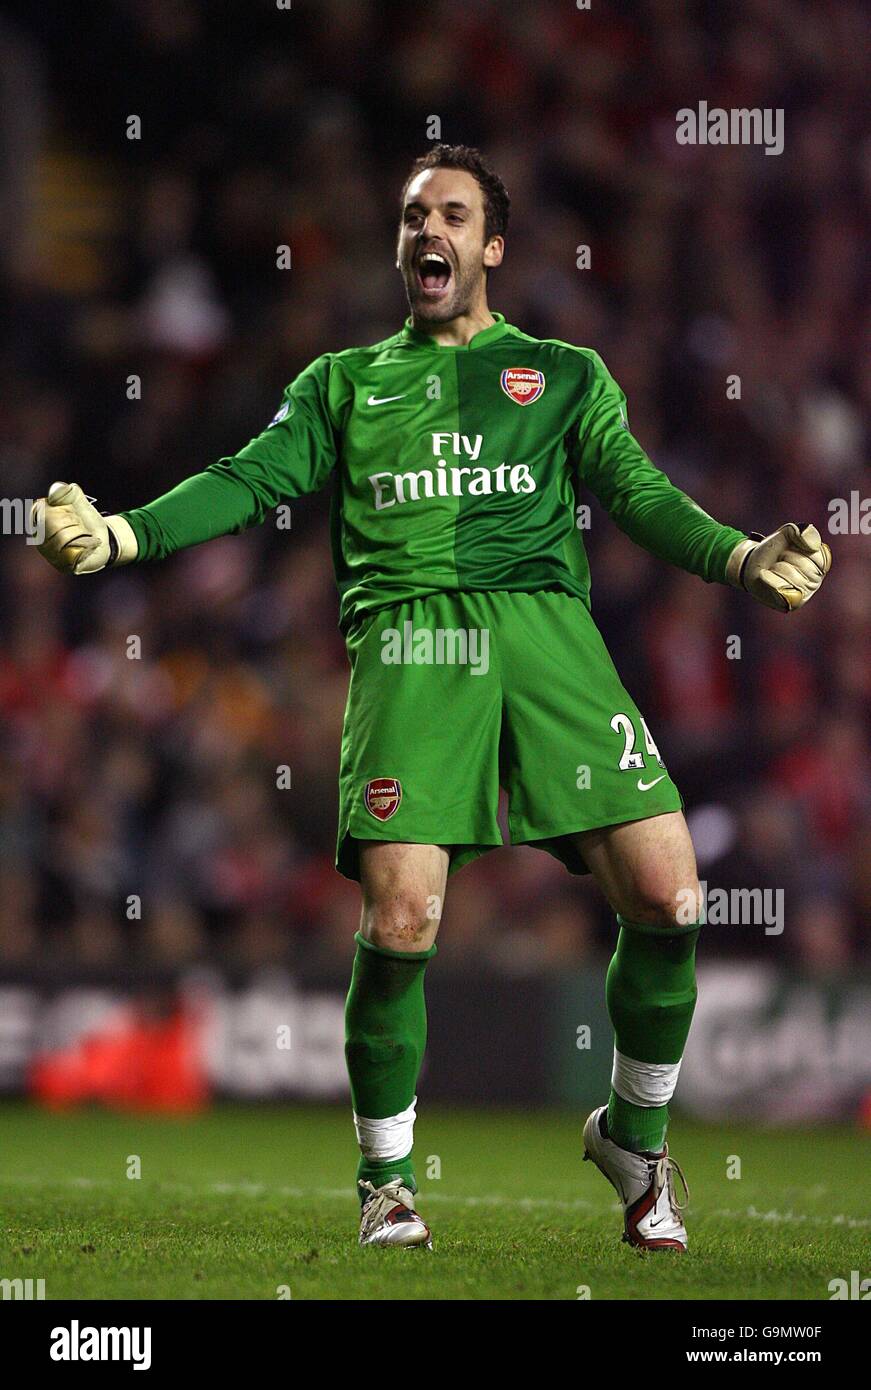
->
[[726, 522, 831, 612], [31, 482, 139, 574]]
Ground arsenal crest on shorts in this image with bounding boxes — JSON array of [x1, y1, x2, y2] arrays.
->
[[500, 367, 546, 406], [364, 777, 402, 821]]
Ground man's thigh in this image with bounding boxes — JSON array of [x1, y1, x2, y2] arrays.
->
[[568, 810, 701, 927], [358, 841, 450, 952]]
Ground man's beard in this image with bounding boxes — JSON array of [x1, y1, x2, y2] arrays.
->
[[402, 261, 476, 323]]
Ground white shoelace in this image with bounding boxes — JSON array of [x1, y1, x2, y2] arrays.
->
[[358, 1178, 416, 1238], [653, 1154, 690, 1215]]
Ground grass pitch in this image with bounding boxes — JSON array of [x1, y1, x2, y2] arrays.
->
[[0, 1102, 867, 1301]]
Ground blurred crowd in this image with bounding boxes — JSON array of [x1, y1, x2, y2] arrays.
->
[[0, 0, 868, 975]]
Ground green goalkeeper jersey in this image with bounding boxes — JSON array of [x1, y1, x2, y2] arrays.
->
[[121, 313, 746, 633]]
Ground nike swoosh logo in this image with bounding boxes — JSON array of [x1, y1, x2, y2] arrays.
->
[[637, 774, 666, 791], [367, 394, 406, 406]]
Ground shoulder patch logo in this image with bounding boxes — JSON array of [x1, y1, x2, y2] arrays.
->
[[364, 777, 402, 821], [500, 367, 546, 406]]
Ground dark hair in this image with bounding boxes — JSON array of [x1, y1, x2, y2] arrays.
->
[[400, 143, 510, 243]]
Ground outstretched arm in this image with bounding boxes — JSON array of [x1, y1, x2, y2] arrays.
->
[[33, 353, 342, 574]]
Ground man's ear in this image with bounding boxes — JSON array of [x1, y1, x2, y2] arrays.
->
[[483, 236, 504, 270]]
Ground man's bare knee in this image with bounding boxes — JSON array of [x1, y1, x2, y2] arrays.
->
[[620, 876, 703, 930], [357, 841, 448, 952], [576, 811, 703, 931], [362, 894, 435, 952]]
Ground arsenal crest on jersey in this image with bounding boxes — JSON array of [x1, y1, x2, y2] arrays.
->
[[364, 777, 402, 821], [500, 367, 546, 406]]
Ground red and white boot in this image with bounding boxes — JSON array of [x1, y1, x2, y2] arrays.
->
[[583, 1105, 689, 1251], [358, 1178, 432, 1249]]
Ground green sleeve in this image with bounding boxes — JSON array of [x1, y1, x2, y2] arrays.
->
[[120, 354, 340, 561], [576, 352, 746, 584]]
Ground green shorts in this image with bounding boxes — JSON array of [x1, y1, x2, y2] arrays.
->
[[336, 589, 683, 881]]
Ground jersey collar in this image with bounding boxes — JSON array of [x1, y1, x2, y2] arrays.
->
[[400, 312, 511, 351]]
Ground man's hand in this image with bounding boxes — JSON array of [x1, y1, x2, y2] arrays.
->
[[726, 522, 831, 612], [31, 482, 138, 574]]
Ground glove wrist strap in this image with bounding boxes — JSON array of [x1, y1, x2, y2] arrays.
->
[[105, 526, 119, 568], [726, 536, 756, 589]]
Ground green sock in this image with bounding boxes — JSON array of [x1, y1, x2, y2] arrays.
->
[[344, 930, 435, 1200], [606, 1090, 669, 1156], [605, 913, 701, 1154]]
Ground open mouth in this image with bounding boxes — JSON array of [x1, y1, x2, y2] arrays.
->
[[416, 250, 452, 298]]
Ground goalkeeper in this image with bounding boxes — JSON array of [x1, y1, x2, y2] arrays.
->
[[32, 145, 831, 1254]]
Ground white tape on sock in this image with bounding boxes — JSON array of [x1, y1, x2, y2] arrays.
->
[[353, 1096, 417, 1162], [612, 1050, 682, 1107]]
